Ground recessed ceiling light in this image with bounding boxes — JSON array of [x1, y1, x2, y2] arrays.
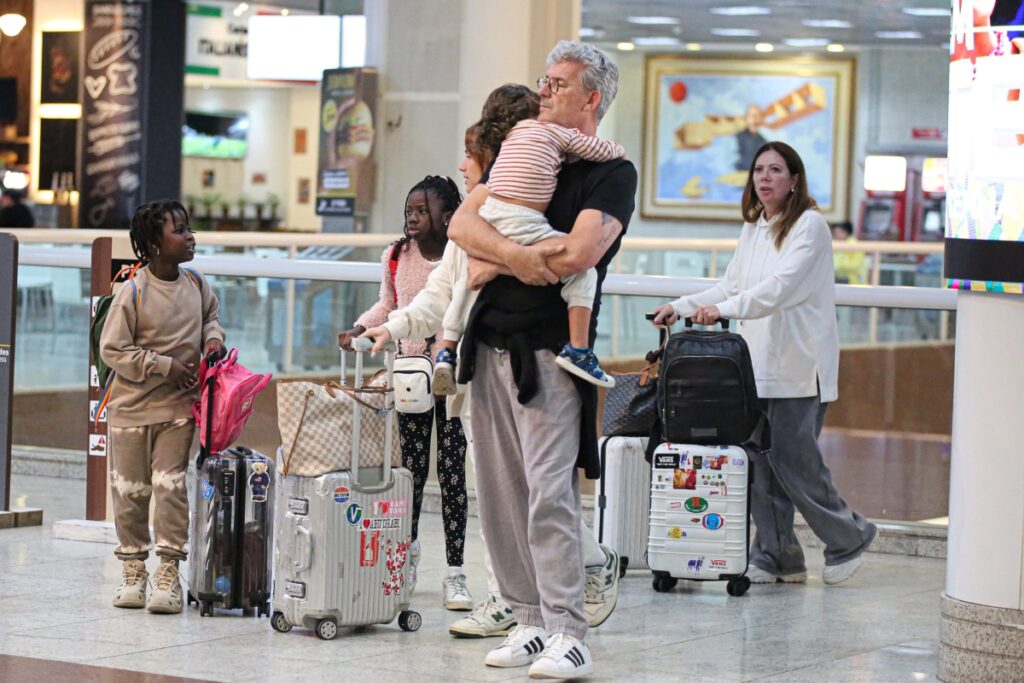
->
[[710, 27, 760, 37], [784, 38, 830, 47], [616, 41, 636, 51], [687, 42, 702, 51], [802, 19, 852, 29], [826, 43, 845, 52], [634, 36, 682, 46], [755, 42, 774, 52], [876, 30, 923, 39], [627, 16, 680, 25], [709, 6, 770, 16], [902, 7, 951, 17], [578, 27, 597, 37]]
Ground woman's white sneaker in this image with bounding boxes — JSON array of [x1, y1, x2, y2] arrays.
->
[[823, 556, 863, 585], [485, 624, 548, 668], [528, 633, 593, 679], [746, 564, 807, 584], [442, 572, 474, 611], [450, 594, 516, 638]]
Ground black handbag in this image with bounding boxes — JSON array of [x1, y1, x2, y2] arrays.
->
[[601, 324, 669, 437]]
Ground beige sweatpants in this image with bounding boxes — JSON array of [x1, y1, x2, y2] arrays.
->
[[108, 418, 194, 561]]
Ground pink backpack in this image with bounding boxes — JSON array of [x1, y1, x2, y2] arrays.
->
[[193, 349, 272, 462]]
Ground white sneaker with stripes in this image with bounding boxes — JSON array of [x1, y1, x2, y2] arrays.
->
[[484, 624, 548, 668], [528, 633, 593, 679]]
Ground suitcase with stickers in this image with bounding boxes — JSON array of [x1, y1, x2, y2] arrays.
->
[[270, 339, 421, 639], [187, 446, 275, 617], [594, 436, 651, 575], [647, 441, 752, 597]]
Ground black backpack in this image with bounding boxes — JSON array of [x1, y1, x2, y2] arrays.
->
[[657, 318, 760, 445]]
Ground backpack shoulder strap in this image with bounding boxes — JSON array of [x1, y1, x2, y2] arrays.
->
[[181, 267, 204, 292], [388, 243, 401, 307]]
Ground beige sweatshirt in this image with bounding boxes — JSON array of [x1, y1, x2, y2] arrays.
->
[[99, 267, 225, 427]]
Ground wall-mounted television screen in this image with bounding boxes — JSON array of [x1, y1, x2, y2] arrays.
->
[[0, 78, 17, 124], [182, 111, 249, 159]]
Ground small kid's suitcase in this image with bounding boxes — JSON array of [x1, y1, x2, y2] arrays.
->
[[647, 441, 751, 597], [188, 446, 275, 617], [594, 436, 650, 575], [270, 338, 421, 640], [658, 318, 760, 446]]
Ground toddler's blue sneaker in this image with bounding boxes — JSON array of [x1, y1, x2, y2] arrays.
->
[[433, 347, 458, 396], [554, 344, 616, 388]]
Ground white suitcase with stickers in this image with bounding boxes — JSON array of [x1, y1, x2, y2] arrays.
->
[[647, 442, 752, 597], [270, 339, 421, 639]]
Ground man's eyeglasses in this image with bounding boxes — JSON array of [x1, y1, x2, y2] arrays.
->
[[536, 75, 572, 94]]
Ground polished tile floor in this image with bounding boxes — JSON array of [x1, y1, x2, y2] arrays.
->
[[3, 473, 944, 682]]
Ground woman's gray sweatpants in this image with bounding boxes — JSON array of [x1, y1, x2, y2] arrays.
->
[[749, 395, 877, 574], [470, 344, 588, 640]]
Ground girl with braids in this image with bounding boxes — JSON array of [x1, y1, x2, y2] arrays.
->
[[338, 175, 473, 610], [100, 200, 225, 614]]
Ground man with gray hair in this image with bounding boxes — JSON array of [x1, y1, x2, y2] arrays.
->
[[448, 40, 637, 679]]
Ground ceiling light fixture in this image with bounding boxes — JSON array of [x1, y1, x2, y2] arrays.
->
[[784, 38, 830, 47], [801, 19, 852, 29], [902, 7, 951, 17], [0, 13, 27, 37], [627, 16, 680, 25], [876, 30, 923, 39], [578, 27, 598, 38], [616, 41, 636, 51], [826, 43, 845, 52], [755, 42, 774, 52], [687, 43, 702, 51], [634, 36, 682, 47], [281, 9, 289, 15], [710, 27, 760, 37], [710, 6, 770, 16]]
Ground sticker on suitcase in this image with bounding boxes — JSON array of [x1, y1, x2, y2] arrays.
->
[[654, 453, 680, 469], [382, 538, 411, 595], [373, 498, 408, 517], [334, 487, 350, 504], [248, 462, 271, 502]]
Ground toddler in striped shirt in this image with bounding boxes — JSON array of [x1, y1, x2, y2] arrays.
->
[[432, 118, 625, 394]]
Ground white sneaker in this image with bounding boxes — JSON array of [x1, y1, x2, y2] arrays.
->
[[450, 594, 517, 638], [528, 633, 593, 680], [113, 559, 148, 609], [584, 544, 619, 628], [485, 624, 547, 668], [746, 564, 807, 584], [442, 572, 474, 611], [823, 556, 863, 586], [147, 560, 183, 614], [408, 540, 421, 595]]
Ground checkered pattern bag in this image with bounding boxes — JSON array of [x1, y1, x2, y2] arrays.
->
[[277, 376, 401, 477]]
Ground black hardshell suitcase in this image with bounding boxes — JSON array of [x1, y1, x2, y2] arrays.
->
[[657, 318, 760, 446]]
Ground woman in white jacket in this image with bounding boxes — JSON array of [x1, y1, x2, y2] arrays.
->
[[652, 141, 876, 586]]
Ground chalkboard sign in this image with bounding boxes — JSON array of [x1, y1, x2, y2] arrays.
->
[[79, 1, 150, 229]]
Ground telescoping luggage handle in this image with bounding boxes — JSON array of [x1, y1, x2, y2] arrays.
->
[[340, 337, 397, 490], [684, 316, 730, 330]]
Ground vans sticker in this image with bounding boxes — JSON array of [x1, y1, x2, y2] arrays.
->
[[654, 453, 679, 469]]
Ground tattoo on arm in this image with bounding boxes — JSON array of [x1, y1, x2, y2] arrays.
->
[[597, 211, 621, 247]]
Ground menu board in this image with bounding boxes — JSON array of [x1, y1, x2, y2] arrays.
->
[[79, 0, 149, 229], [945, 0, 1024, 293], [316, 68, 378, 217]]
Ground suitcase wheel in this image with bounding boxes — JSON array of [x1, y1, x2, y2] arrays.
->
[[200, 601, 214, 617], [652, 573, 677, 593], [315, 618, 339, 640], [727, 576, 751, 597], [619, 557, 629, 579], [270, 611, 293, 633], [398, 610, 422, 632]]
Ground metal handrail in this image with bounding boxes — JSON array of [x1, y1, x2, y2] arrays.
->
[[15, 246, 957, 311]]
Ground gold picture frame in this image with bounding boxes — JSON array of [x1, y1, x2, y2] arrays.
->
[[642, 55, 855, 222]]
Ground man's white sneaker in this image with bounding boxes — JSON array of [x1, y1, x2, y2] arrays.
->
[[408, 540, 421, 595], [147, 560, 183, 614], [823, 556, 863, 586], [746, 564, 807, 584], [113, 559, 148, 609], [450, 594, 517, 638], [584, 544, 619, 628], [484, 624, 547, 668], [442, 573, 474, 611], [528, 633, 593, 680]]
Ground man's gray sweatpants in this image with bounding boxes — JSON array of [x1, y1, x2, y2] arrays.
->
[[471, 344, 587, 639], [749, 395, 877, 574]]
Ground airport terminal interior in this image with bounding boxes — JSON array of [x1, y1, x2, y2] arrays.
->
[[1, 0, 1023, 681]]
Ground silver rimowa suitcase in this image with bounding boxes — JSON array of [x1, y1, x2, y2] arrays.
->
[[270, 339, 421, 639], [593, 436, 650, 575], [647, 442, 752, 597]]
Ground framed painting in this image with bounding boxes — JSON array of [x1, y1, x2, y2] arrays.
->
[[41, 31, 81, 105], [642, 55, 855, 222]]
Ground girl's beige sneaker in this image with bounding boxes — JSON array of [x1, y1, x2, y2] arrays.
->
[[147, 560, 184, 614], [112, 559, 148, 608]]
